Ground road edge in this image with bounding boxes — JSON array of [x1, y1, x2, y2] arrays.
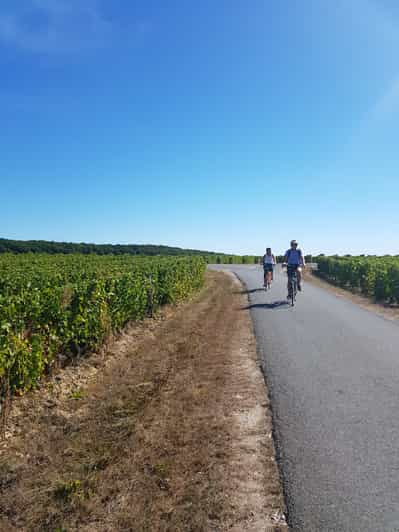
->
[[226, 270, 289, 530], [305, 270, 399, 323]]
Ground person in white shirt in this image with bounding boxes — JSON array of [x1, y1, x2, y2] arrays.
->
[[262, 247, 276, 287], [282, 240, 305, 295]]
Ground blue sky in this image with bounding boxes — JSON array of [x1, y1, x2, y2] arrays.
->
[[1, 0, 399, 255]]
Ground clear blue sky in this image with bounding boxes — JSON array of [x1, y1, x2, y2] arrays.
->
[[1, 0, 399, 255]]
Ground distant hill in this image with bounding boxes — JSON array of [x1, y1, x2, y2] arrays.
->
[[0, 238, 220, 256]]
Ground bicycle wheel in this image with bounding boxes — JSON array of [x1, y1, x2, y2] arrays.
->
[[291, 278, 295, 306]]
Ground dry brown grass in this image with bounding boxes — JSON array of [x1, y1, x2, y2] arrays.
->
[[305, 270, 399, 322], [0, 272, 286, 532]]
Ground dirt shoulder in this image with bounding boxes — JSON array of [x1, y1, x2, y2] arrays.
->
[[305, 270, 399, 322], [0, 271, 287, 532]]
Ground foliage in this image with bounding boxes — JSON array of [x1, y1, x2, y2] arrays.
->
[[0, 237, 265, 264], [0, 238, 217, 256], [0, 254, 205, 396], [203, 255, 260, 265], [313, 255, 399, 304]]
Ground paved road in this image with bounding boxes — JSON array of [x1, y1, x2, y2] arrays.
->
[[210, 264, 399, 532]]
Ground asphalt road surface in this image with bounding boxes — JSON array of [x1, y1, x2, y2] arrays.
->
[[210, 264, 399, 532]]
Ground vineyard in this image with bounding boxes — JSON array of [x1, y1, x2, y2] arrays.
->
[[0, 254, 205, 397], [315, 256, 399, 304], [204, 255, 259, 264]]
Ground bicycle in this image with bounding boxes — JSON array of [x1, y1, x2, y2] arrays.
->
[[288, 267, 298, 306], [282, 264, 299, 306], [263, 268, 273, 290]]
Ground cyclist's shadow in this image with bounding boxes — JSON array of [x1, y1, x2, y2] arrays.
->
[[242, 300, 288, 310]]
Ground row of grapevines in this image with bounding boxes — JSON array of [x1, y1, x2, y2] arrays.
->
[[315, 256, 399, 303], [0, 254, 206, 395], [203, 255, 314, 265], [203, 255, 259, 264]]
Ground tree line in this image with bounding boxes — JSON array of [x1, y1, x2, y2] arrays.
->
[[0, 238, 216, 256]]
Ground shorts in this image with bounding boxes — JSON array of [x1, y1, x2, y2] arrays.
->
[[287, 264, 300, 277], [263, 264, 274, 272]]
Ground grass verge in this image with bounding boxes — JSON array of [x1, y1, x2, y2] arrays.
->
[[305, 270, 399, 322], [0, 272, 287, 531]]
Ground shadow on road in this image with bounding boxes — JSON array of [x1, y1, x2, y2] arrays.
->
[[235, 288, 265, 295], [242, 300, 288, 310]]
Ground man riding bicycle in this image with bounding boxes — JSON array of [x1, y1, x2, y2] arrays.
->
[[282, 240, 305, 297]]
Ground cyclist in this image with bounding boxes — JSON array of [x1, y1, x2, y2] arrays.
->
[[282, 240, 305, 296], [262, 247, 276, 287]]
